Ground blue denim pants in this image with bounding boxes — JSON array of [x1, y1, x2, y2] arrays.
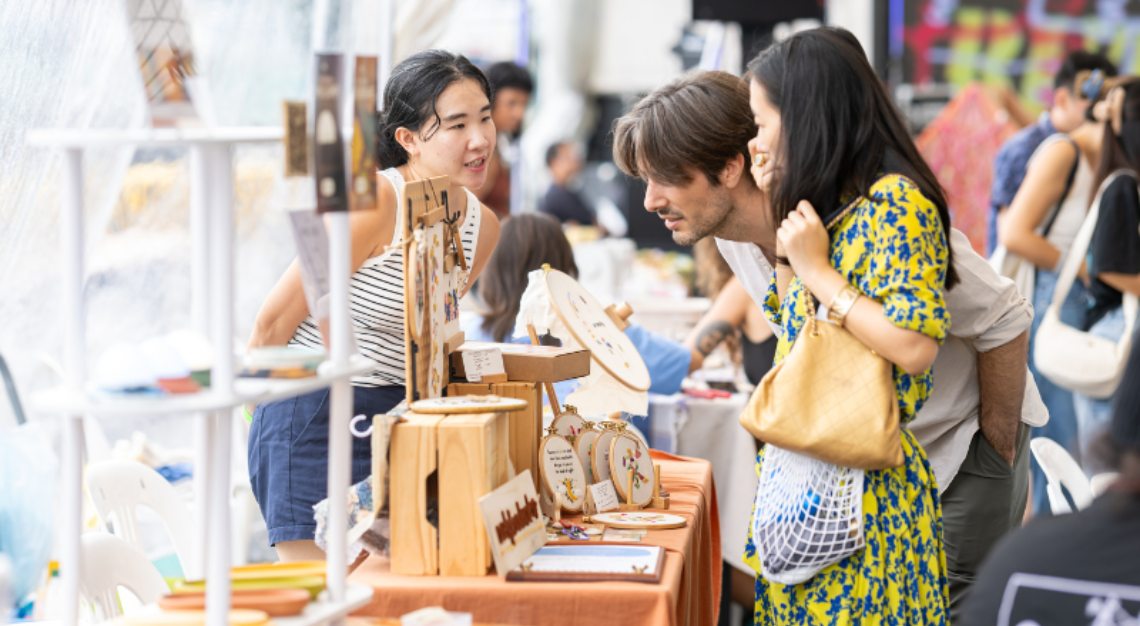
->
[[247, 385, 403, 545], [1028, 268, 1087, 516]]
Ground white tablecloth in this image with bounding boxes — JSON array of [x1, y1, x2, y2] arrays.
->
[[648, 393, 757, 574]]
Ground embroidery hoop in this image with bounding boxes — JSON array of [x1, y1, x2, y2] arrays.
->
[[575, 423, 600, 485], [609, 432, 653, 507], [590, 511, 687, 530], [591, 421, 625, 483], [410, 394, 528, 415], [539, 429, 587, 513], [550, 404, 587, 446], [542, 267, 650, 393]]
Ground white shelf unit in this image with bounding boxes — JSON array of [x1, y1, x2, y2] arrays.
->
[[27, 127, 370, 625]]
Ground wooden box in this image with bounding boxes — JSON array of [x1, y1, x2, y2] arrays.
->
[[450, 342, 591, 383], [448, 382, 541, 490], [438, 413, 509, 576], [389, 410, 509, 576]]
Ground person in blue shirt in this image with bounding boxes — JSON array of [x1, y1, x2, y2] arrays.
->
[[461, 213, 700, 402], [988, 51, 1116, 255]]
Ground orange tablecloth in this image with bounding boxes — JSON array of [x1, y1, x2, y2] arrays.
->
[[350, 452, 721, 626]]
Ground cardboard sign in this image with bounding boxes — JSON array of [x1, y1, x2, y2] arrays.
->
[[460, 346, 506, 383], [288, 209, 330, 319], [589, 480, 620, 513], [479, 470, 546, 577]]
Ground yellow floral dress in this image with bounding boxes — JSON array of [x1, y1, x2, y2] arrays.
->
[[745, 174, 951, 624]]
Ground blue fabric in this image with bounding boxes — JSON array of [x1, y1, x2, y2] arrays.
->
[[247, 385, 403, 545], [1027, 267, 1088, 517], [1074, 307, 1137, 476], [459, 313, 691, 407], [988, 114, 1056, 255]]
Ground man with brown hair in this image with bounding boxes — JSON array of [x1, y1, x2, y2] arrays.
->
[[613, 69, 1043, 619]]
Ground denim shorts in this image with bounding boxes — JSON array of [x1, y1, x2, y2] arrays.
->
[[247, 385, 403, 545]]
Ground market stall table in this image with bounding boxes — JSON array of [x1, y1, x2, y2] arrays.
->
[[349, 453, 720, 626]]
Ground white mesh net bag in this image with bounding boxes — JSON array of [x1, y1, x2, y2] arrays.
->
[[752, 444, 865, 585]]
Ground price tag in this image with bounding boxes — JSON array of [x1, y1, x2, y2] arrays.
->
[[590, 480, 620, 513], [461, 346, 506, 383]]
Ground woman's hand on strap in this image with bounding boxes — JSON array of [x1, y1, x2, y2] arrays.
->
[[777, 200, 831, 279]]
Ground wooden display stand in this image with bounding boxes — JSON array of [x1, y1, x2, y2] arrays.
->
[[448, 381, 541, 489], [389, 408, 509, 576]]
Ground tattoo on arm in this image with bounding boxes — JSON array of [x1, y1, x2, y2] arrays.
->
[[694, 321, 734, 357]]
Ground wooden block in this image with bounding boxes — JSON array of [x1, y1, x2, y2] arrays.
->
[[389, 412, 445, 575], [449, 382, 541, 490], [438, 412, 509, 576]]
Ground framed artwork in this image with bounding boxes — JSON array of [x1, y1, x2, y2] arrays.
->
[[609, 432, 653, 508], [543, 269, 650, 392], [506, 544, 665, 583], [402, 177, 451, 403], [349, 56, 378, 212], [314, 53, 348, 214], [539, 434, 587, 513], [125, 0, 199, 124]]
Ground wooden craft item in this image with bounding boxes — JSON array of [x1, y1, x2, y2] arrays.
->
[[402, 176, 451, 403], [314, 53, 348, 214], [575, 425, 600, 485], [609, 432, 653, 508], [349, 55, 378, 212], [450, 341, 591, 383], [282, 101, 308, 176], [371, 412, 400, 520], [506, 544, 666, 584], [527, 324, 561, 417], [604, 302, 633, 331], [411, 394, 528, 414], [550, 405, 586, 446], [651, 463, 670, 510], [449, 381, 542, 490], [438, 411, 508, 576], [389, 412, 444, 575], [478, 470, 547, 577], [542, 268, 650, 392], [158, 589, 309, 617], [589, 511, 688, 530], [539, 433, 587, 513]]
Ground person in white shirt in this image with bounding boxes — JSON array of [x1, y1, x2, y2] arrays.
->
[[612, 68, 1046, 620]]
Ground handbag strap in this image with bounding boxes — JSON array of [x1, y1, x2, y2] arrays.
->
[[1048, 170, 1139, 333], [1039, 137, 1081, 239]]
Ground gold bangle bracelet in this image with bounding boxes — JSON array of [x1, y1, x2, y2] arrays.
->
[[827, 284, 861, 327]]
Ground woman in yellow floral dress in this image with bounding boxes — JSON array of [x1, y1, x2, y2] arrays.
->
[[743, 28, 957, 624]]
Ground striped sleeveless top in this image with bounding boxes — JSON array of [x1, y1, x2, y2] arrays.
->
[[290, 168, 483, 387]]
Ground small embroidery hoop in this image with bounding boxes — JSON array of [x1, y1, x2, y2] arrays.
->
[[591, 420, 626, 483], [539, 427, 587, 513], [410, 394, 528, 414], [609, 431, 653, 508], [590, 511, 687, 530], [550, 404, 587, 446], [575, 422, 600, 485]]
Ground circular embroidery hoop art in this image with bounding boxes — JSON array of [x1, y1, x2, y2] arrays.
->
[[592, 428, 619, 483], [542, 268, 650, 393], [410, 394, 528, 414], [576, 428, 600, 484], [551, 406, 587, 445], [591, 511, 687, 530], [539, 434, 587, 512], [609, 432, 654, 507]]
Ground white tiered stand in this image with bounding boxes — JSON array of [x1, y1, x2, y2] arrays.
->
[[27, 126, 373, 625]]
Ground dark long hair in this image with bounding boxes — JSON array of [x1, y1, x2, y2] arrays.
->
[[1090, 80, 1140, 206], [747, 27, 957, 288], [376, 50, 491, 169], [480, 214, 579, 342]]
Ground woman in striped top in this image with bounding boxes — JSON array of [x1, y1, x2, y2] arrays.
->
[[246, 50, 502, 561]]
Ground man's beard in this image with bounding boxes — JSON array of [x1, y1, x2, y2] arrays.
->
[[672, 197, 733, 247]]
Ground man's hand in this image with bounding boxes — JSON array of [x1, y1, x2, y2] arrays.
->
[[977, 330, 1029, 465]]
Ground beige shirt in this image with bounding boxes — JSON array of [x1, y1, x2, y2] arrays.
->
[[715, 228, 1047, 492]]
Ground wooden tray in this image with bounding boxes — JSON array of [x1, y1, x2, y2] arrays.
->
[[159, 588, 310, 617]]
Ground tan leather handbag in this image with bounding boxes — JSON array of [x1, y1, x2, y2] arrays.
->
[[739, 293, 903, 470]]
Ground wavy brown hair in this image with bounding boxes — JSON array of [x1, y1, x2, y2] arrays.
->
[[479, 214, 579, 342]]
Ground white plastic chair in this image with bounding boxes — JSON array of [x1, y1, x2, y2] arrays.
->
[[86, 459, 197, 576], [1030, 437, 1094, 514], [79, 531, 167, 620]]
